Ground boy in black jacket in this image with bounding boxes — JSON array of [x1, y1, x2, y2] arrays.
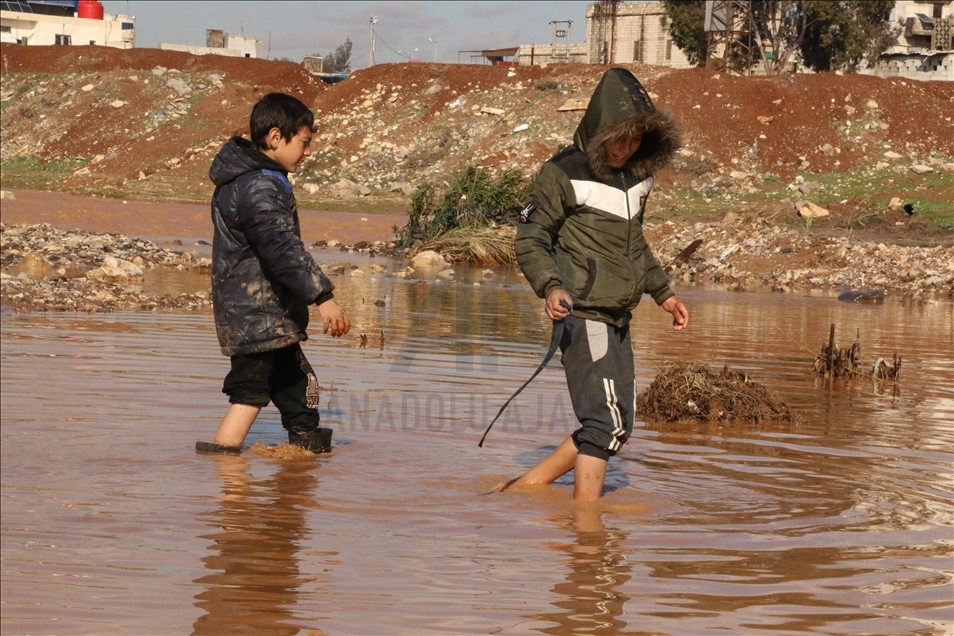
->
[[196, 93, 350, 455]]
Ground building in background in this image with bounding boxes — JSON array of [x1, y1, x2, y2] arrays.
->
[[586, 1, 693, 68], [864, 0, 953, 80], [513, 2, 692, 69], [0, 0, 134, 47], [159, 29, 261, 58]]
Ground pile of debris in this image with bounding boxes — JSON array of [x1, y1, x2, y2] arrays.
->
[[637, 362, 797, 423]]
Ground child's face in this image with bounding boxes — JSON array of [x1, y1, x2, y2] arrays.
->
[[264, 125, 313, 173], [605, 131, 643, 169]]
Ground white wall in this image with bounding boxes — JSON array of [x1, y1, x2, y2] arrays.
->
[[0, 10, 134, 48], [224, 34, 260, 58], [159, 43, 243, 57]]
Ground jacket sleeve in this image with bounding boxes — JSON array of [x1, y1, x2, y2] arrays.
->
[[515, 162, 575, 299], [644, 252, 674, 305], [238, 175, 335, 304]]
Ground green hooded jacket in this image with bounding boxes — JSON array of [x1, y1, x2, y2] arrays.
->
[[515, 68, 681, 327]]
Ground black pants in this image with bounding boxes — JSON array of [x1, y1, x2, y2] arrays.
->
[[560, 315, 635, 461], [222, 343, 321, 434]]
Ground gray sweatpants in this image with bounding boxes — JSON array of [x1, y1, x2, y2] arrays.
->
[[559, 315, 635, 460]]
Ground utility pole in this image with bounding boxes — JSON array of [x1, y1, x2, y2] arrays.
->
[[429, 37, 437, 63], [369, 13, 378, 66]]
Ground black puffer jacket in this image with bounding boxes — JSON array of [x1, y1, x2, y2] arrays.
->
[[209, 137, 334, 356]]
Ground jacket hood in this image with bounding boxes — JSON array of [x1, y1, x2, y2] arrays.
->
[[209, 136, 287, 187], [573, 68, 681, 183]]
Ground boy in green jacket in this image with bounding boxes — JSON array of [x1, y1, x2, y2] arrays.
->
[[507, 68, 690, 501]]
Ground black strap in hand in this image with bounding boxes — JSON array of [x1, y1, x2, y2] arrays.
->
[[478, 300, 571, 447]]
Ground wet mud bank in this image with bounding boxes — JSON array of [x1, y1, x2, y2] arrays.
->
[[3, 217, 952, 313]]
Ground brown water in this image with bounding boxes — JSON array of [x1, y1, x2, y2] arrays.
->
[[2, 268, 952, 635]]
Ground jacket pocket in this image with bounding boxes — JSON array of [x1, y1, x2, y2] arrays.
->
[[580, 254, 642, 308]]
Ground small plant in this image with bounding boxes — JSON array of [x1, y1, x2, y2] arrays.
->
[[395, 164, 531, 249]]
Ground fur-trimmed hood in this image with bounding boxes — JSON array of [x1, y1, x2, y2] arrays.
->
[[572, 68, 681, 183]]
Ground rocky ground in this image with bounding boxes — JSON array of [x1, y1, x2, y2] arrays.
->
[[2, 216, 950, 313], [1, 44, 952, 312]]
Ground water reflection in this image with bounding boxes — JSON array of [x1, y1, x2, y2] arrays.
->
[[534, 506, 635, 635], [1, 275, 951, 635], [192, 455, 321, 636]]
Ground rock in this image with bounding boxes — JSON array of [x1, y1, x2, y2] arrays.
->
[[15, 253, 53, 279], [557, 99, 588, 112], [302, 183, 321, 195], [512, 123, 529, 133], [866, 100, 878, 109], [883, 151, 902, 159], [795, 201, 830, 218], [349, 269, 366, 277], [370, 263, 387, 273], [798, 181, 821, 195], [411, 250, 447, 268], [424, 83, 443, 96], [100, 255, 143, 278], [388, 181, 415, 195], [838, 289, 884, 303], [151, 66, 167, 76], [0, 191, 15, 200], [436, 268, 456, 280], [480, 106, 505, 116], [729, 171, 749, 180], [910, 165, 933, 174], [81, 84, 95, 92], [165, 77, 191, 96], [888, 197, 903, 211], [110, 100, 126, 108], [819, 143, 834, 154]]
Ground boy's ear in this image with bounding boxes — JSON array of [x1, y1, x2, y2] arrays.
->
[[265, 127, 283, 150]]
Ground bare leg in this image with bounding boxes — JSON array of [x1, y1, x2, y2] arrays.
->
[[506, 436, 579, 488], [573, 453, 608, 502], [212, 403, 262, 448]]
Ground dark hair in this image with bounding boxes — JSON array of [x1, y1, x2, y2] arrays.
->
[[249, 93, 315, 149]]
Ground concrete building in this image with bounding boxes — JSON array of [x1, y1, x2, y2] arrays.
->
[[514, 2, 692, 69], [864, 0, 954, 80], [159, 29, 261, 59], [585, 1, 693, 68], [0, 0, 134, 48]]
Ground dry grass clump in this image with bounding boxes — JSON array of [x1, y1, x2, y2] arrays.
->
[[871, 353, 902, 380], [415, 225, 516, 265], [637, 363, 797, 423], [810, 325, 901, 380], [811, 325, 862, 378]]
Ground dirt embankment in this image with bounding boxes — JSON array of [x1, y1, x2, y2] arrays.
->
[[2, 44, 952, 223], [1, 45, 953, 311]]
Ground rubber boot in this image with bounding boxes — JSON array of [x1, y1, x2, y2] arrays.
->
[[195, 441, 241, 455], [288, 427, 333, 453]]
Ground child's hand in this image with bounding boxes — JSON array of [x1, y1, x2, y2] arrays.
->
[[317, 299, 351, 337], [545, 288, 573, 321], [661, 296, 690, 331]]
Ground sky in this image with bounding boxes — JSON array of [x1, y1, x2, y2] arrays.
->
[[102, 1, 594, 66]]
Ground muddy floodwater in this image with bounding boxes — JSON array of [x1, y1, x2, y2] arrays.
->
[[2, 266, 952, 636]]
